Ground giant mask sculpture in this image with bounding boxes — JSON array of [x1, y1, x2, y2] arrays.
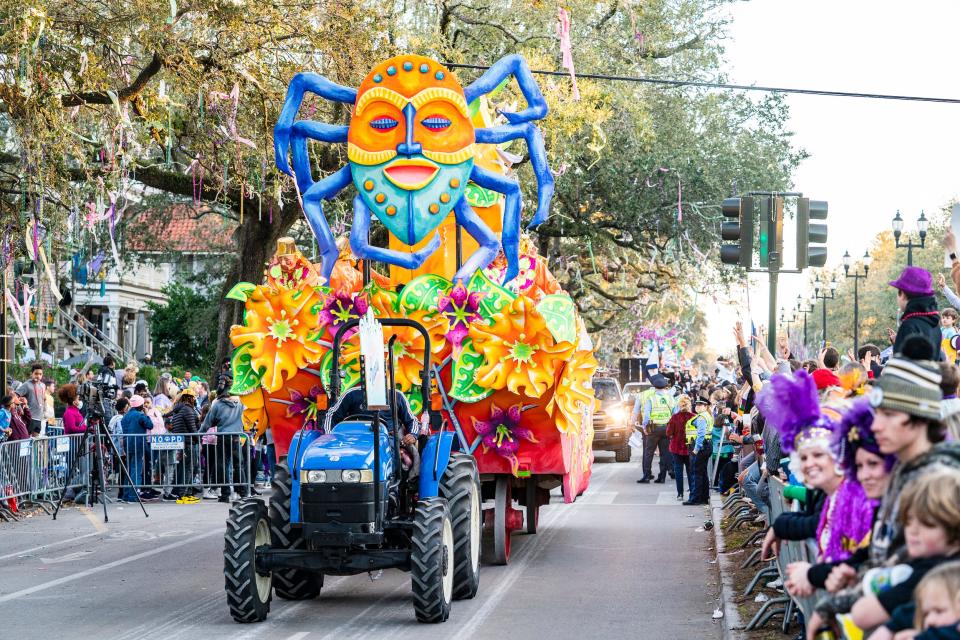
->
[[273, 54, 555, 285]]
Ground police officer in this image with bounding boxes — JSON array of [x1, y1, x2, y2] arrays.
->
[[635, 372, 676, 483], [684, 397, 713, 505]]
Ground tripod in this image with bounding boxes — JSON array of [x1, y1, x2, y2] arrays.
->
[[53, 400, 148, 522]]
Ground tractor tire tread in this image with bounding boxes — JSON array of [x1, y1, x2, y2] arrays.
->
[[411, 498, 452, 623], [439, 453, 481, 600], [224, 498, 271, 623], [269, 462, 322, 600]]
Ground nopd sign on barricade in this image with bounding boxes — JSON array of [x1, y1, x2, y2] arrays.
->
[[150, 434, 185, 450]]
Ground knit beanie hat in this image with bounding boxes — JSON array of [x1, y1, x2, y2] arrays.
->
[[868, 356, 942, 421]]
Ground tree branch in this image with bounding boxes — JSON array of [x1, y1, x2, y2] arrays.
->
[[61, 52, 164, 107]]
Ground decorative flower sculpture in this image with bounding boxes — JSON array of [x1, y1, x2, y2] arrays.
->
[[469, 295, 574, 398], [239, 387, 268, 438], [471, 403, 538, 475], [287, 384, 324, 430], [342, 297, 447, 392], [230, 285, 324, 392], [317, 290, 369, 339], [437, 282, 484, 352], [547, 349, 600, 435]]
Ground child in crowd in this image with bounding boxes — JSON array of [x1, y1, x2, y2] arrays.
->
[[849, 470, 960, 632], [942, 308, 960, 365], [906, 561, 960, 639]]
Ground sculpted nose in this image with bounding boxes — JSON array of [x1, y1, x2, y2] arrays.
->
[[396, 103, 422, 156]]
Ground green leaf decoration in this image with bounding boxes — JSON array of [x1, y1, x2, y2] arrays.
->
[[229, 343, 262, 396], [319, 349, 361, 395], [536, 294, 578, 344], [464, 182, 501, 209], [450, 338, 493, 403], [398, 274, 452, 315], [404, 390, 423, 416], [225, 282, 256, 302], [467, 269, 516, 320]]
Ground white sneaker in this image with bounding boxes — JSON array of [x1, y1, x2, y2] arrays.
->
[[766, 577, 783, 590], [229, 491, 241, 503], [201, 488, 218, 500]]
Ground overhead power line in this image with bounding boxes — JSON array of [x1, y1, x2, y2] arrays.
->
[[445, 63, 960, 105]]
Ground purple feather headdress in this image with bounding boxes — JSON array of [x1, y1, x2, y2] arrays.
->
[[833, 397, 897, 480], [756, 371, 834, 454]]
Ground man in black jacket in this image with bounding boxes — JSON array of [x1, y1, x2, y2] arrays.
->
[[889, 266, 942, 359]]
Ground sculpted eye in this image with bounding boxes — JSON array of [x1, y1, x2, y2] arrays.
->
[[370, 117, 398, 131], [421, 116, 451, 131]]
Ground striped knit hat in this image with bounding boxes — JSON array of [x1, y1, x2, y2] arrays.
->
[[868, 356, 942, 421]]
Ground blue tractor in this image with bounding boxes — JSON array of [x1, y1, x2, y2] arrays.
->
[[224, 318, 482, 623]]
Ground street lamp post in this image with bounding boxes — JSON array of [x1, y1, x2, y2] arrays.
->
[[892, 210, 928, 266], [796, 294, 813, 348], [813, 273, 839, 344], [843, 250, 872, 356]]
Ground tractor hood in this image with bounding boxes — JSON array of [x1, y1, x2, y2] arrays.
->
[[300, 422, 395, 478]]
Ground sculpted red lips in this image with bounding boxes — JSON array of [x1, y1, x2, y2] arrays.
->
[[383, 159, 439, 190]]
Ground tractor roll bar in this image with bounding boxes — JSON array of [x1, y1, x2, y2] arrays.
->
[[330, 318, 432, 410]]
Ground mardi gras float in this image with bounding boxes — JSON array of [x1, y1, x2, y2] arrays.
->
[[226, 54, 597, 564]]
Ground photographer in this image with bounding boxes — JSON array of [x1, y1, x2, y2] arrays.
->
[[93, 355, 121, 420]]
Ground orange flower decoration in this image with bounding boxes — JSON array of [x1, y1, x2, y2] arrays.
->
[[230, 285, 324, 393], [547, 349, 600, 435], [342, 299, 447, 393], [469, 296, 575, 398]]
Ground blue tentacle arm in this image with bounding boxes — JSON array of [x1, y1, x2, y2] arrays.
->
[[348, 196, 441, 270], [464, 55, 548, 125], [471, 165, 521, 285], [452, 196, 501, 284], [274, 72, 356, 176], [301, 165, 353, 283], [289, 121, 349, 194], [476, 124, 554, 228]]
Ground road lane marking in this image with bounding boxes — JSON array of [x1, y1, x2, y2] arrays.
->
[[449, 463, 618, 640], [0, 528, 222, 605], [286, 633, 310, 640], [0, 531, 101, 562]]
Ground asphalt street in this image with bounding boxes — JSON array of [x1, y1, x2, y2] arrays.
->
[[0, 452, 722, 640]]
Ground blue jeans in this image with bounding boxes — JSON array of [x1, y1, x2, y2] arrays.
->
[[123, 437, 144, 501], [743, 462, 768, 516], [672, 454, 690, 497]]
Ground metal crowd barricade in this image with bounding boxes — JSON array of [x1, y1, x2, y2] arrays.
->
[[103, 432, 253, 497], [745, 476, 828, 634], [30, 433, 87, 507], [0, 433, 84, 519]]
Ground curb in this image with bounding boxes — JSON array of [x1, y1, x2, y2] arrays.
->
[[712, 500, 746, 640]]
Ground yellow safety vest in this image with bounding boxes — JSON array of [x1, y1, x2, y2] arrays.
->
[[685, 412, 714, 445], [649, 393, 676, 425]]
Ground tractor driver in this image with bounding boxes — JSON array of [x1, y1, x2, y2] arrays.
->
[[322, 387, 423, 475]]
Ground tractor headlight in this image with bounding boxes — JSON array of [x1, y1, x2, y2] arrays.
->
[[305, 470, 326, 484], [341, 469, 374, 483]]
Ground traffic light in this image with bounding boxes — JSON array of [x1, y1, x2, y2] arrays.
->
[[720, 196, 754, 267], [759, 196, 785, 268], [797, 198, 828, 268]]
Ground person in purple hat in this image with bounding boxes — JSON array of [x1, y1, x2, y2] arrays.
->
[[889, 265, 942, 360]]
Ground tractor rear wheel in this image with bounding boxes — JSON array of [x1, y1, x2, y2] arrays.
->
[[269, 462, 322, 600], [411, 497, 454, 623], [439, 453, 481, 600], [224, 498, 272, 623]]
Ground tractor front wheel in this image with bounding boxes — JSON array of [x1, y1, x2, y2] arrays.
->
[[224, 498, 272, 623], [269, 462, 322, 600], [439, 453, 481, 600], [411, 497, 454, 623]]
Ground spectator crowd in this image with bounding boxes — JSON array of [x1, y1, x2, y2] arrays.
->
[[633, 262, 960, 639]]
